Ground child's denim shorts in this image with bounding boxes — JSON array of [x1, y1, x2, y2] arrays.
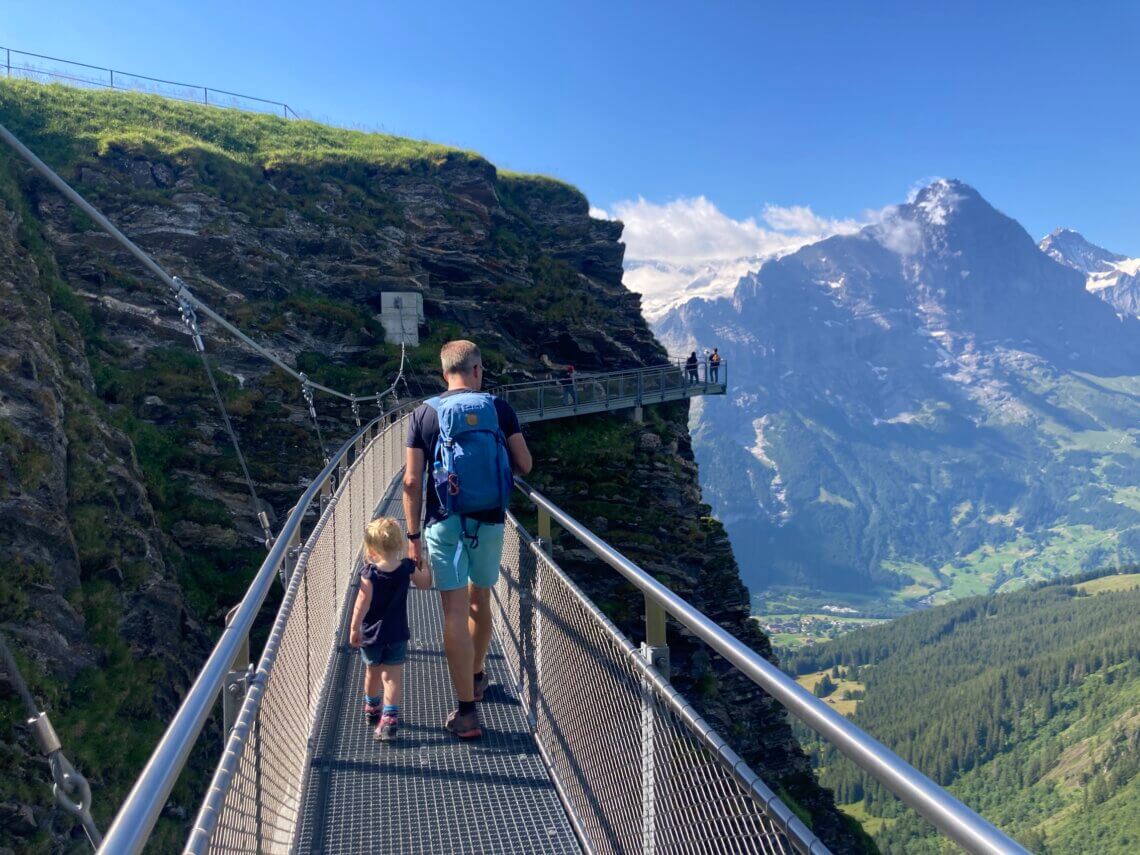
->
[[360, 640, 408, 667]]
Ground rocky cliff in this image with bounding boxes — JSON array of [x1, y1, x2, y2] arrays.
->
[[0, 80, 862, 851]]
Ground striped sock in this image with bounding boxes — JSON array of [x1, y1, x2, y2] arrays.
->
[[382, 704, 399, 717], [365, 694, 382, 706]]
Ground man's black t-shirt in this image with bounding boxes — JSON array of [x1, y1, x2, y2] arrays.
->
[[359, 558, 416, 646], [406, 390, 522, 528]]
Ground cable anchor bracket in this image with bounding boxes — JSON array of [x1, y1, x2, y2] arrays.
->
[[172, 278, 205, 353]]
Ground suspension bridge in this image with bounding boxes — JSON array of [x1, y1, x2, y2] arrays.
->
[[0, 115, 1032, 855]]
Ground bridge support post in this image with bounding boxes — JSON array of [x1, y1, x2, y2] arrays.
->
[[629, 404, 643, 423], [282, 527, 303, 587], [222, 605, 252, 745], [640, 598, 669, 853], [537, 506, 552, 544], [644, 599, 670, 679]]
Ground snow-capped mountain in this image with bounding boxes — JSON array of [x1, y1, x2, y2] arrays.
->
[[1039, 228, 1140, 319], [1039, 228, 1125, 273], [623, 256, 767, 321], [656, 180, 1140, 605]]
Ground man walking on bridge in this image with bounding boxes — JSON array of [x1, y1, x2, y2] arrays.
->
[[405, 340, 533, 739]]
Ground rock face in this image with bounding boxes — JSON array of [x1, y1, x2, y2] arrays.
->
[[657, 180, 1140, 606], [0, 82, 861, 851]]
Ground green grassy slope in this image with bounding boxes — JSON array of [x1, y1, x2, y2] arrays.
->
[[785, 569, 1140, 853]]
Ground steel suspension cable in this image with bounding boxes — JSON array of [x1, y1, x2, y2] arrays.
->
[[0, 632, 103, 849], [177, 295, 274, 545], [0, 120, 385, 404], [299, 373, 329, 466]]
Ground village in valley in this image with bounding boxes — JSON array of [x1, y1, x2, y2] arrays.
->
[[754, 605, 888, 652]]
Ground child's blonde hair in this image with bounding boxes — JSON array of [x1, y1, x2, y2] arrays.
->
[[362, 517, 404, 561]]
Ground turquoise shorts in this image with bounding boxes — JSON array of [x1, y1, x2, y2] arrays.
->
[[424, 516, 504, 592]]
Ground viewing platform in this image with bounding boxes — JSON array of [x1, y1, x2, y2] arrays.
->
[[495, 359, 728, 424]]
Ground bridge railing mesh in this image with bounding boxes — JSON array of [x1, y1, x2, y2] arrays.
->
[[494, 518, 817, 855], [197, 411, 412, 853]]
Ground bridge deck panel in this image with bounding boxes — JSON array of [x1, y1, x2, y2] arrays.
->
[[513, 380, 726, 424], [294, 489, 580, 855]]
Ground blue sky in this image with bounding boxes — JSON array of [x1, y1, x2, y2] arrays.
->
[[4, 1, 1138, 255]]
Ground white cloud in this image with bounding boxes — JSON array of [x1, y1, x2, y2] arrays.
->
[[602, 195, 875, 317], [761, 204, 861, 237], [610, 196, 786, 263], [868, 205, 923, 255], [611, 195, 862, 264]]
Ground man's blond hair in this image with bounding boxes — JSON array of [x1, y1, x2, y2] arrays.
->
[[440, 340, 481, 376], [362, 517, 404, 560]]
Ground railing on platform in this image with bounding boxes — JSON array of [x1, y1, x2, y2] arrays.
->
[[509, 481, 1031, 855], [494, 358, 727, 422], [495, 511, 819, 854]]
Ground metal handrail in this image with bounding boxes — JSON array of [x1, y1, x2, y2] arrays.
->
[[512, 479, 1030, 855], [96, 404, 412, 853], [491, 359, 684, 390], [489, 357, 725, 395], [508, 515, 827, 854]]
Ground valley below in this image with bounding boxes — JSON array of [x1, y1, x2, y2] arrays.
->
[[781, 569, 1140, 854]]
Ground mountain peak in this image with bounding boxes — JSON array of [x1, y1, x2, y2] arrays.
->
[[908, 179, 981, 226], [867, 179, 1018, 257], [1039, 228, 1126, 274], [912, 177, 966, 225]]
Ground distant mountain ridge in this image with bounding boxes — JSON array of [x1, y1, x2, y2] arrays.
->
[[1039, 227, 1140, 319], [656, 179, 1140, 606]]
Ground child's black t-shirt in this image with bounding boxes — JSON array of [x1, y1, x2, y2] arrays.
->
[[359, 558, 416, 646]]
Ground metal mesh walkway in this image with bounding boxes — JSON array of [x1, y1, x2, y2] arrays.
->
[[293, 486, 581, 855]]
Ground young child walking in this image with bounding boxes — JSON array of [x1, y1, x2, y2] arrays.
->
[[349, 517, 432, 741]]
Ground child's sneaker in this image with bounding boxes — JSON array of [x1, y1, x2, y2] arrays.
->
[[473, 671, 489, 702], [374, 713, 399, 741], [445, 708, 482, 740], [363, 701, 383, 723]]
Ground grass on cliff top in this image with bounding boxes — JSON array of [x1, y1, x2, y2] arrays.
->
[[0, 79, 587, 208]]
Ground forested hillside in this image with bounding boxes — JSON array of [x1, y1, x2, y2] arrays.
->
[[787, 569, 1140, 853]]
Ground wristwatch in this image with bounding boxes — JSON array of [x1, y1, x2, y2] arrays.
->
[[407, 530, 422, 541]]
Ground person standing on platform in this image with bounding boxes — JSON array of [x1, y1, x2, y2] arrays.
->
[[561, 363, 578, 406]]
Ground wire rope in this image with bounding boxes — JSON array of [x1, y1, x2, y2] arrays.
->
[[177, 296, 274, 544], [0, 120, 386, 404], [0, 632, 103, 849]]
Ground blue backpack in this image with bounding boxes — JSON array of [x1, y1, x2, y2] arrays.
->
[[426, 392, 514, 544]]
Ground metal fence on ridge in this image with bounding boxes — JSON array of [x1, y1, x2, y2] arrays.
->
[[0, 46, 299, 118]]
